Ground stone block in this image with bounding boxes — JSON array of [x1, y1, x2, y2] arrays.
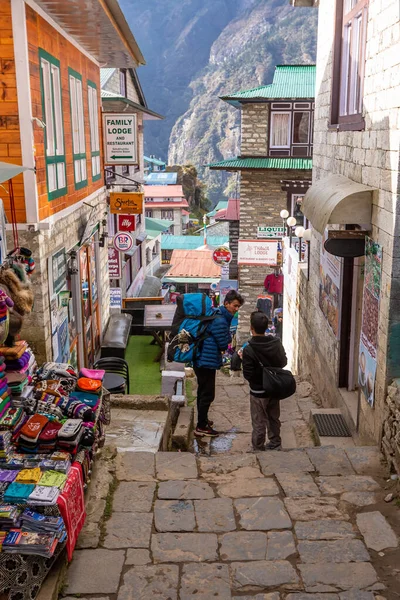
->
[[117, 565, 179, 600], [284, 497, 349, 521], [158, 480, 214, 500], [298, 539, 370, 563], [217, 477, 279, 498], [125, 549, 151, 565], [112, 482, 156, 512], [219, 532, 267, 561], [295, 520, 356, 540], [306, 448, 355, 476], [172, 406, 194, 450], [110, 394, 169, 410], [180, 563, 231, 600], [258, 450, 315, 475], [103, 512, 153, 548], [161, 370, 185, 396], [116, 451, 155, 481], [151, 533, 218, 562], [235, 497, 292, 530], [195, 498, 236, 532], [154, 499, 196, 532], [156, 452, 198, 480], [266, 531, 296, 559], [66, 549, 125, 594], [299, 563, 378, 592], [356, 511, 398, 551], [276, 472, 320, 497], [345, 447, 383, 475], [316, 476, 380, 495], [231, 560, 300, 591]]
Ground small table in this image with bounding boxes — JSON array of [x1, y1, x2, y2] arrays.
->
[[144, 305, 176, 347], [103, 373, 126, 393]]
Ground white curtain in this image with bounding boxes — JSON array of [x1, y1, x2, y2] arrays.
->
[[271, 113, 290, 147]]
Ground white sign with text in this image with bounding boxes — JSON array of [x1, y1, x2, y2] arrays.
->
[[103, 114, 137, 164], [238, 240, 278, 266]]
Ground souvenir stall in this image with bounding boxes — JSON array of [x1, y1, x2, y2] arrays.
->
[[0, 164, 110, 600]]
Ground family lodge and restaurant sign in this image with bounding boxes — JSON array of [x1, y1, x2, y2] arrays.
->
[[103, 114, 137, 164]]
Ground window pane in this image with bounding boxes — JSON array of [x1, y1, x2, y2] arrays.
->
[[81, 158, 87, 180], [88, 87, 95, 150], [340, 23, 352, 116], [57, 162, 65, 189], [93, 92, 100, 151], [41, 59, 55, 156], [70, 76, 79, 154], [76, 79, 85, 154], [270, 113, 290, 147], [51, 65, 63, 156], [48, 163, 57, 192], [74, 159, 81, 182], [293, 112, 310, 144]]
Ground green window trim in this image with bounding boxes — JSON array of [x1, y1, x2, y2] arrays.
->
[[68, 67, 88, 190], [87, 79, 101, 182], [38, 48, 67, 201]]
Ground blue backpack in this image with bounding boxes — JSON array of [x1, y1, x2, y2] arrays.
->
[[167, 293, 217, 364]]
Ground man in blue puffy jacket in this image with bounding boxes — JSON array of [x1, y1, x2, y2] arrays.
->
[[193, 290, 244, 437]]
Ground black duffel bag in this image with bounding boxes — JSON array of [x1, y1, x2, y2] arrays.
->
[[247, 346, 296, 400]]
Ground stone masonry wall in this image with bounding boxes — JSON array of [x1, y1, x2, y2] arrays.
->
[[13, 190, 109, 364], [240, 105, 269, 156], [382, 379, 400, 475], [298, 0, 400, 443], [238, 169, 311, 339], [229, 221, 239, 279]]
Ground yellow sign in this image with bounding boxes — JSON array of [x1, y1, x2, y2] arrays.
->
[[110, 192, 144, 215]]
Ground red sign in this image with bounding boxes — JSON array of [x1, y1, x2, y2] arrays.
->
[[118, 214, 136, 232], [108, 247, 121, 279], [212, 246, 232, 266]]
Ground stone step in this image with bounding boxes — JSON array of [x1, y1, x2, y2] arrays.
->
[[310, 408, 356, 448], [172, 406, 194, 450], [106, 408, 168, 453]]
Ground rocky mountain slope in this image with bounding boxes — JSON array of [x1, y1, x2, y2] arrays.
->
[[120, 0, 317, 202]]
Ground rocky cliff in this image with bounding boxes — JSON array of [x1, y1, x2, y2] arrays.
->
[[120, 0, 317, 202]]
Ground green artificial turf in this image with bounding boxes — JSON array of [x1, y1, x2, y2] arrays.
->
[[125, 336, 162, 395]]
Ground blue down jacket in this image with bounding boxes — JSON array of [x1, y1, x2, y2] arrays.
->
[[193, 306, 233, 369]]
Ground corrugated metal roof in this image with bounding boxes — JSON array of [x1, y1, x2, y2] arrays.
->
[[215, 198, 240, 221], [221, 65, 316, 106], [208, 157, 313, 171], [144, 156, 166, 167], [145, 172, 178, 185], [144, 185, 184, 198], [145, 217, 174, 238], [164, 249, 221, 279], [207, 200, 228, 218], [100, 68, 116, 88], [161, 235, 228, 250]]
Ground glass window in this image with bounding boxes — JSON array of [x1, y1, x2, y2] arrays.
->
[[145, 209, 153, 218], [293, 112, 310, 144], [87, 81, 101, 181], [120, 69, 127, 97], [39, 49, 67, 200], [270, 113, 291, 148], [161, 210, 174, 220], [69, 69, 87, 189]]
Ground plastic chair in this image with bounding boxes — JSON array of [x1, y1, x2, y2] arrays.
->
[[94, 357, 130, 395]]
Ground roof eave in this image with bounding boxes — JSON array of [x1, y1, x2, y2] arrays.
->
[[101, 96, 164, 120], [104, 0, 146, 65]]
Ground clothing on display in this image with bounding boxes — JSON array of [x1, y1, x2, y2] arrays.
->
[[256, 295, 273, 320], [264, 272, 284, 295]]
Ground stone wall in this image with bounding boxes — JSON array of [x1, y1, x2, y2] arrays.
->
[[237, 169, 311, 339], [382, 379, 400, 475], [298, 0, 400, 443], [241, 105, 268, 156], [13, 191, 109, 363], [229, 221, 239, 279]]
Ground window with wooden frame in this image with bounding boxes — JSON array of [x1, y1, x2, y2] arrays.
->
[[122, 165, 129, 176], [331, 0, 368, 130], [39, 49, 67, 201], [161, 209, 174, 220], [145, 209, 153, 218], [87, 81, 101, 181], [120, 69, 127, 97], [270, 112, 291, 149], [69, 69, 87, 189]]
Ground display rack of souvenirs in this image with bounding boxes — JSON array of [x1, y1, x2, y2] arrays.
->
[[0, 346, 110, 600]]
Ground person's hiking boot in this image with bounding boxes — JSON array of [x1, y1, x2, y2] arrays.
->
[[194, 425, 219, 437], [207, 419, 214, 427], [265, 442, 282, 451]]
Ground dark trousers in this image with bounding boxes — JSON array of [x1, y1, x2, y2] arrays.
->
[[250, 393, 281, 450], [194, 366, 216, 428]]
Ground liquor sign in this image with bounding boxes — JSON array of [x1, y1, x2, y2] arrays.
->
[[110, 192, 144, 214], [212, 246, 232, 266], [238, 240, 278, 266], [113, 232, 134, 252], [103, 114, 137, 164], [118, 214, 136, 232], [110, 288, 122, 308], [257, 225, 285, 239], [108, 247, 122, 279]]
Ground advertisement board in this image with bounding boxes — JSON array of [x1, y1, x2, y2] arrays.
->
[[103, 114, 137, 164], [257, 225, 285, 239], [113, 232, 134, 252], [212, 246, 232, 266], [110, 288, 123, 308], [108, 247, 122, 279], [319, 229, 342, 338], [118, 214, 136, 232], [238, 240, 278, 266], [110, 192, 144, 215]]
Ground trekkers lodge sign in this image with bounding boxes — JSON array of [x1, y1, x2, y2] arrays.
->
[[103, 114, 137, 164], [110, 192, 144, 214], [238, 240, 279, 266]]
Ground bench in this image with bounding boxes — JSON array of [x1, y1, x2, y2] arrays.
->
[[101, 313, 132, 359]]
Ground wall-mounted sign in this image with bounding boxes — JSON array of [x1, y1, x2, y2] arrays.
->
[[103, 114, 137, 164], [257, 225, 285, 239], [108, 247, 121, 279], [118, 214, 136, 232], [110, 192, 144, 214], [51, 248, 67, 295], [238, 240, 278, 266], [113, 232, 134, 252], [212, 246, 232, 266], [110, 288, 122, 308]]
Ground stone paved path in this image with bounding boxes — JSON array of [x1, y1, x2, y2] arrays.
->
[[63, 374, 400, 600]]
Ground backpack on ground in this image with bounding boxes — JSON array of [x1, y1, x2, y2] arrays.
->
[[167, 293, 218, 364]]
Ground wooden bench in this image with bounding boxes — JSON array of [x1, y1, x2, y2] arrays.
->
[[101, 313, 132, 359]]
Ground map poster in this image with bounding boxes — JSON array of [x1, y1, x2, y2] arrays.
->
[[319, 230, 342, 338], [358, 237, 383, 407]]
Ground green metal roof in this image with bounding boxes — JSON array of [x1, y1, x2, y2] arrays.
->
[[161, 235, 228, 250], [221, 65, 316, 107], [207, 200, 228, 218], [144, 155, 166, 167], [207, 157, 313, 171], [100, 68, 116, 88], [145, 217, 174, 239]]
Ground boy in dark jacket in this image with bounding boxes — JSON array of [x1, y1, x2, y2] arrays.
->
[[194, 290, 244, 438], [242, 311, 287, 451]]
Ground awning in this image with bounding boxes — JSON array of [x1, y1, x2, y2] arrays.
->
[[302, 174, 375, 235], [101, 93, 163, 121], [0, 161, 33, 183], [138, 276, 162, 298]]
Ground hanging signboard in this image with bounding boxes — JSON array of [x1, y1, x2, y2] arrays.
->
[[51, 248, 67, 295], [257, 225, 285, 239], [212, 246, 232, 266], [118, 214, 136, 232], [358, 237, 382, 407], [113, 232, 134, 252], [108, 247, 122, 279], [110, 192, 144, 215], [220, 280, 239, 304], [319, 229, 342, 338], [238, 240, 278, 266], [110, 288, 122, 308], [103, 114, 137, 164]]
